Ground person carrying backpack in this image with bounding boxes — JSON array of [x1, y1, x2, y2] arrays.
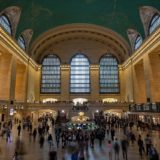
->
[[137, 135, 145, 159], [114, 138, 120, 160], [121, 136, 129, 160], [148, 145, 159, 160], [145, 134, 152, 155]]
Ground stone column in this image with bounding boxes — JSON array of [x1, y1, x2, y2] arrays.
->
[[119, 66, 125, 101], [143, 56, 152, 102], [34, 67, 41, 101], [123, 60, 135, 102], [130, 60, 135, 102], [24, 61, 29, 103], [148, 54, 160, 102], [90, 64, 99, 101], [9, 56, 17, 101], [133, 62, 146, 103], [60, 64, 70, 101], [0, 53, 12, 100], [7, 56, 17, 119], [15, 63, 27, 102]]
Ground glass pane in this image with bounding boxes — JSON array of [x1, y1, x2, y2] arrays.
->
[[18, 36, 26, 50], [149, 14, 160, 34], [100, 54, 119, 93], [41, 55, 60, 93], [70, 54, 90, 93], [0, 15, 12, 35], [134, 35, 142, 50]]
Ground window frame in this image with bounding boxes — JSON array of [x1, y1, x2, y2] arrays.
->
[[17, 35, 26, 50], [134, 35, 142, 50], [99, 54, 120, 94], [148, 13, 160, 35], [40, 54, 61, 94], [70, 53, 90, 94], [0, 14, 12, 35]]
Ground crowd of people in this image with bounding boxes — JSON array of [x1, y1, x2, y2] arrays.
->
[[0, 114, 159, 160]]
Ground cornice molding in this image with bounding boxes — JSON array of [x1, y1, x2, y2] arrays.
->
[[0, 27, 39, 70], [122, 27, 160, 69]]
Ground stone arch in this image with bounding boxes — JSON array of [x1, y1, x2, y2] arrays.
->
[[19, 29, 33, 54], [0, 6, 21, 37], [139, 6, 160, 36], [30, 23, 131, 64], [127, 29, 142, 52]]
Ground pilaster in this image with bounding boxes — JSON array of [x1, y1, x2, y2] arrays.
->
[[60, 64, 70, 101]]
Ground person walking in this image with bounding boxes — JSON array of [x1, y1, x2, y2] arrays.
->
[[107, 140, 113, 160], [111, 127, 115, 141], [130, 132, 136, 145], [6, 128, 11, 143], [84, 132, 89, 152], [90, 131, 95, 148], [113, 138, 120, 160], [137, 135, 145, 159], [148, 144, 159, 160], [49, 150, 57, 160], [121, 136, 129, 160], [145, 134, 152, 155], [48, 134, 53, 150], [17, 124, 21, 136], [39, 135, 44, 148], [97, 128, 104, 147], [33, 128, 37, 142], [78, 149, 85, 160]]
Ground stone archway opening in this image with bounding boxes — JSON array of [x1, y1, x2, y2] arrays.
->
[[30, 109, 58, 122], [104, 109, 124, 118]]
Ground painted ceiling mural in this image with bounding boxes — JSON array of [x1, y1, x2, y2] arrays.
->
[[0, 0, 160, 42]]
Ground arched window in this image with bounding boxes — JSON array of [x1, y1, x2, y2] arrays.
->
[[18, 36, 26, 50], [134, 35, 142, 50], [41, 55, 60, 93], [70, 54, 90, 93], [100, 54, 119, 93], [0, 15, 12, 35], [149, 14, 160, 34]]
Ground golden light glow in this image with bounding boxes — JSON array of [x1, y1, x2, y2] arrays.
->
[[71, 112, 89, 123], [102, 98, 118, 103], [42, 98, 58, 103], [73, 98, 88, 105], [78, 112, 84, 116]]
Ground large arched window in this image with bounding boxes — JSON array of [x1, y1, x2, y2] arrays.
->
[[100, 54, 119, 93], [41, 55, 60, 93], [0, 15, 12, 35], [70, 54, 90, 93], [134, 35, 142, 50], [149, 14, 160, 34], [18, 36, 26, 50]]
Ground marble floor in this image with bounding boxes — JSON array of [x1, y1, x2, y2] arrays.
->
[[0, 124, 160, 160]]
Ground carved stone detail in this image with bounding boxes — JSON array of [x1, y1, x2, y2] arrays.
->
[[20, 29, 33, 54], [30, 24, 131, 64], [127, 29, 142, 52], [139, 6, 160, 36], [0, 6, 21, 37]]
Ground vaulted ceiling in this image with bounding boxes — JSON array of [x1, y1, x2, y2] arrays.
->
[[1, 0, 160, 43]]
